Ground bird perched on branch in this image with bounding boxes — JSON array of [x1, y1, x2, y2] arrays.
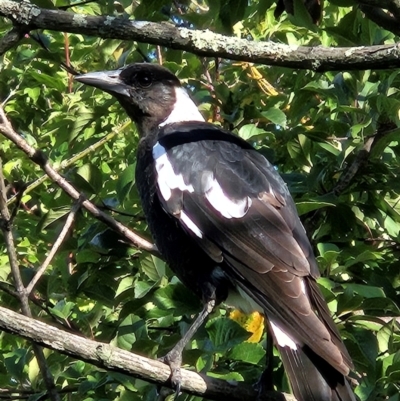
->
[[76, 63, 356, 401]]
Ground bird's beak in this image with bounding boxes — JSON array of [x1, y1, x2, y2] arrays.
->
[[75, 69, 130, 97]]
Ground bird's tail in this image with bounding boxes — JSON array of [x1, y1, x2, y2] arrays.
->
[[277, 344, 356, 401]]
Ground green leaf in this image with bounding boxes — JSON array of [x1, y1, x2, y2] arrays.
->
[[290, 0, 317, 31], [76, 249, 100, 264], [227, 341, 266, 364], [116, 276, 135, 297], [219, 0, 247, 33], [116, 314, 147, 350], [153, 283, 200, 315], [50, 300, 75, 319], [141, 255, 165, 282], [116, 164, 136, 204], [206, 318, 250, 353], [133, 281, 154, 299], [4, 349, 28, 380], [76, 163, 103, 193], [336, 287, 363, 315], [38, 207, 71, 230], [296, 200, 335, 215], [70, 109, 95, 142], [261, 108, 287, 128], [343, 284, 386, 299], [29, 71, 65, 92], [238, 124, 266, 141]]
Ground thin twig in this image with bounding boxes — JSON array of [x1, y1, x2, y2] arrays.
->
[[0, 386, 79, 400], [333, 136, 375, 196], [0, 158, 61, 401], [25, 197, 83, 296], [6, 125, 126, 206], [172, 0, 184, 15], [0, 106, 159, 256], [0, 157, 29, 310], [156, 45, 163, 65], [0, 281, 18, 298], [202, 59, 221, 122]]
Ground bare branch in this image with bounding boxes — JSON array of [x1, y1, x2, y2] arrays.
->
[[333, 124, 395, 196], [333, 136, 375, 196], [0, 386, 79, 400], [0, 106, 159, 256], [0, 305, 295, 401], [6, 124, 126, 206], [0, 157, 61, 401], [1, 0, 400, 71], [25, 198, 83, 296]]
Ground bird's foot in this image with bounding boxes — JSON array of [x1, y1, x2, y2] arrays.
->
[[158, 349, 183, 398], [253, 368, 274, 401]]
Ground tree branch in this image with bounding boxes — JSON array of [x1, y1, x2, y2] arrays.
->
[[1, 0, 400, 71], [25, 198, 82, 296], [0, 306, 295, 401], [332, 124, 395, 196], [0, 106, 159, 256], [0, 159, 60, 401], [0, 25, 28, 54], [6, 123, 126, 206]]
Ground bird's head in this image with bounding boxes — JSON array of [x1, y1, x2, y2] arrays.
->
[[75, 63, 204, 134]]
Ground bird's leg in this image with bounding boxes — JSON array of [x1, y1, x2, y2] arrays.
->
[[159, 299, 215, 397], [254, 324, 274, 396]]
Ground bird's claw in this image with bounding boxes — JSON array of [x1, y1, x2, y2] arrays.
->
[[158, 350, 183, 399], [253, 368, 274, 401]]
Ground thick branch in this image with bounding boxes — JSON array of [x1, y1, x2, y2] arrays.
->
[[0, 306, 294, 401], [1, 0, 400, 71], [0, 26, 28, 54]]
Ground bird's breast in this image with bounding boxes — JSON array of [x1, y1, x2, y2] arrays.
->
[[135, 139, 231, 304]]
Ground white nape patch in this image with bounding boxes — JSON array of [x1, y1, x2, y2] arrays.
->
[[270, 321, 297, 350], [180, 211, 203, 238], [159, 87, 205, 127], [205, 179, 252, 219], [153, 144, 194, 201], [225, 286, 263, 315]]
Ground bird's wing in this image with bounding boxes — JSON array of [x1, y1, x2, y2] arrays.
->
[[154, 122, 352, 375]]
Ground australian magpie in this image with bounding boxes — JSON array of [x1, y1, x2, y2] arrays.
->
[[75, 63, 356, 401]]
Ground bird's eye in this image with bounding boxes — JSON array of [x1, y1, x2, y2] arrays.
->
[[136, 73, 152, 88]]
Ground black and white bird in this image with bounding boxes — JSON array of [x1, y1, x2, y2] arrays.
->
[[76, 63, 356, 401]]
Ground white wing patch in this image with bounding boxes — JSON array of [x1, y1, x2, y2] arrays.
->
[[180, 211, 203, 238], [159, 87, 205, 127], [153, 143, 251, 219], [153, 143, 194, 201], [205, 178, 252, 219], [270, 321, 298, 350]]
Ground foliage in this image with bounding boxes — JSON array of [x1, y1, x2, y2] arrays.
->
[[1, 0, 400, 400]]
